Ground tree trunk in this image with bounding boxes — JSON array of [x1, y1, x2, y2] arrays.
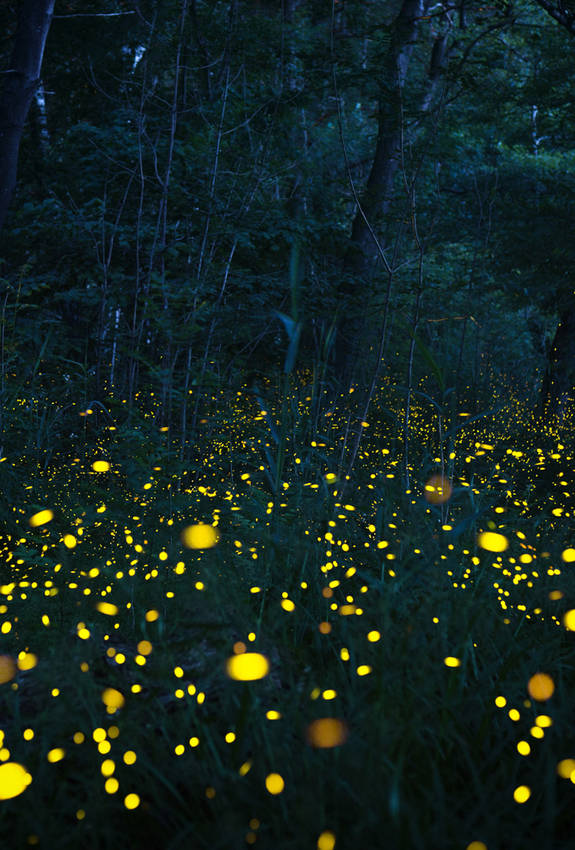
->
[[540, 304, 575, 418], [0, 0, 55, 236], [334, 0, 427, 385], [532, 0, 575, 420]]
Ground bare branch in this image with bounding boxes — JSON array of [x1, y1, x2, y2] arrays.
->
[[53, 11, 136, 19], [531, 0, 575, 35]]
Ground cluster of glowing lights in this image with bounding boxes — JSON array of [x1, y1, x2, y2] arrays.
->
[[3, 380, 575, 846], [424, 475, 452, 505], [102, 688, 126, 711], [0, 652, 38, 684]]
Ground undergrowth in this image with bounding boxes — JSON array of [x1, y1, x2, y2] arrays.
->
[[0, 376, 574, 850]]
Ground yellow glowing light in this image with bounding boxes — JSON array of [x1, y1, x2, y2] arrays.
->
[[265, 773, 284, 795], [47, 749, 65, 763], [124, 793, 140, 810], [563, 610, 575, 630], [466, 843, 487, 850], [29, 510, 54, 527], [96, 602, 119, 616], [0, 656, 16, 684], [92, 461, 110, 472], [226, 653, 270, 681], [424, 475, 452, 505], [0, 763, 31, 799], [266, 710, 281, 720], [306, 718, 348, 748], [527, 673, 555, 701], [318, 831, 336, 850], [561, 548, 575, 563], [17, 653, 37, 672], [444, 656, 461, 668], [180, 523, 220, 549], [102, 688, 125, 710], [557, 759, 575, 778], [63, 534, 77, 549], [477, 532, 508, 552], [513, 785, 531, 804]]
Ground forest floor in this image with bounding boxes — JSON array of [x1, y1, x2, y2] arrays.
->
[[0, 378, 574, 850]]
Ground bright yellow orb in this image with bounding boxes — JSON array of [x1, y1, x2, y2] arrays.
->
[[225, 653, 269, 681], [180, 524, 219, 549], [0, 763, 31, 799]]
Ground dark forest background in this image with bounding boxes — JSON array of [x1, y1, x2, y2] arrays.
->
[[1, 0, 575, 458]]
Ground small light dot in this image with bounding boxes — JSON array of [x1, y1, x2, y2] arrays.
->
[[265, 773, 285, 795], [124, 793, 140, 810]]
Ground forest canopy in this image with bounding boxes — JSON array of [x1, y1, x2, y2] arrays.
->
[[1, 0, 574, 431]]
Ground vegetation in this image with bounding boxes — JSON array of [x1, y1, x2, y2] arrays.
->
[[1, 0, 575, 848]]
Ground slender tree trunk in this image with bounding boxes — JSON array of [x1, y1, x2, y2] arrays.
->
[[345, 0, 425, 269], [0, 0, 55, 236], [334, 0, 434, 385], [540, 304, 575, 418], [532, 0, 575, 419]]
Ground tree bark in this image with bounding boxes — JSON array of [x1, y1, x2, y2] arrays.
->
[[529, 0, 575, 417], [0, 0, 55, 236], [334, 0, 430, 384], [540, 304, 575, 418], [346, 0, 425, 275]]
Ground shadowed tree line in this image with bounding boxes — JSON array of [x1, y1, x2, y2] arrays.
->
[[1, 0, 575, 457]]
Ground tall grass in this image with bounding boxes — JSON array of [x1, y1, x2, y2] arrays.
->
[[0, 377, 574, 849]]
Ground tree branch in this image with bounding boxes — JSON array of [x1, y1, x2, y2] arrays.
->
[[53, 11, 136, 19], [531, 0, 575, 35]]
